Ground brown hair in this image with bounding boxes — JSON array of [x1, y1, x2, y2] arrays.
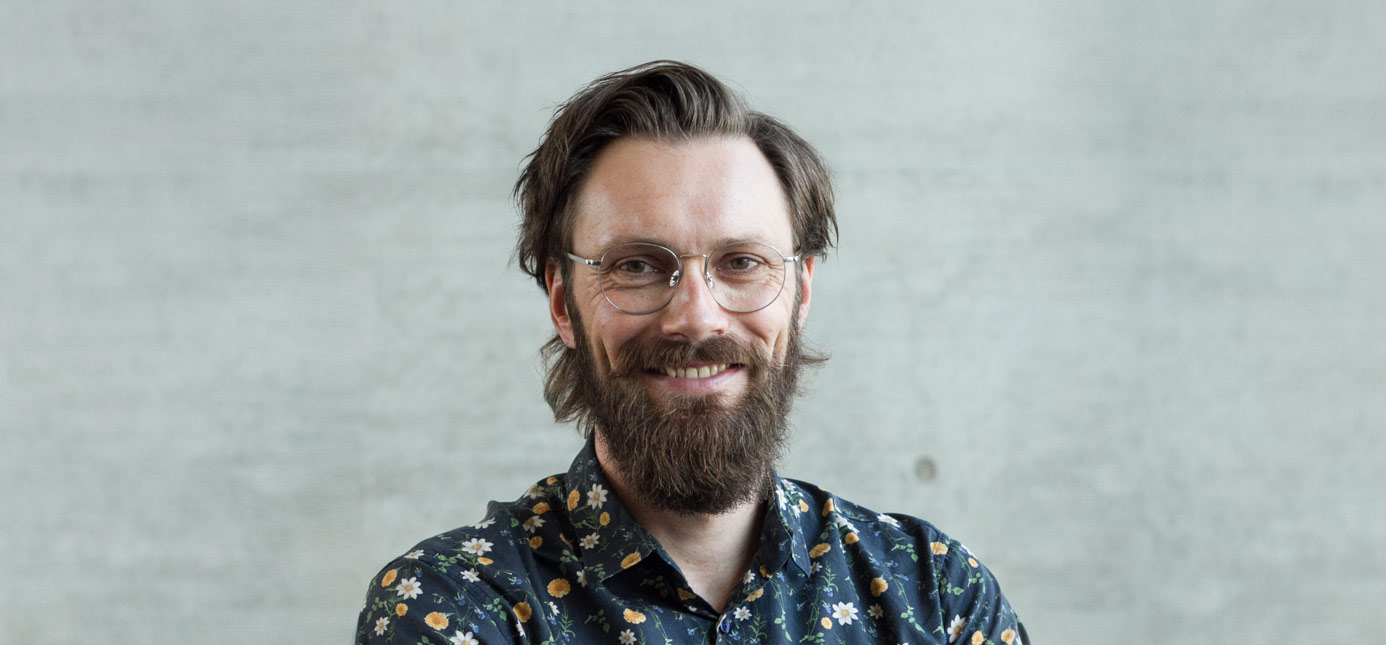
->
[[513, 60, 836, 426], [514, 60, 837, 288]]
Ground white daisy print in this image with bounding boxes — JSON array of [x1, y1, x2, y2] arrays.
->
[[576, 570, 588, 587], [587, 484, 608, 509], [523, 516, 546, 533], [868, 604, 884, 618], [524, 484, 545, 499], [472, 517, 495, 529], [878, 513, 901, 527], [374, 617, 389, 635], [449, 632, 479, 645], [403, 549, 425, 559], [743, 570, 756, 584], [946, 615, 967, 642], [395, 577, 422, 599], [460, 568, 481, 583], [831, 602, 859, 625], [461, 538, 493, 556], [579, 533, 600, 549], [733, 607, 751, 621], [618, 629, 636, 644]]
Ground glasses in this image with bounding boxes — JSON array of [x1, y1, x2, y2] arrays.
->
[[567, 241, 800, 315]]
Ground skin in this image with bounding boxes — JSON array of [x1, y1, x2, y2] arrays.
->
[[543, 136, 815, 610]]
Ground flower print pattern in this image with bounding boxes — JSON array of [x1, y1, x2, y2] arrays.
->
[[448, 631, 479, 645], [587, 483, 608, 509], [832, 602, 859, 625], [355, 439, 1026, 644], [393, 577, 421, 600], [947, 615, 968, 642], [460, 538, 492, 555]]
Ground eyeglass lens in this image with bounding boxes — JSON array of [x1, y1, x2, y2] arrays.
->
[[597, 242, 788, 314]]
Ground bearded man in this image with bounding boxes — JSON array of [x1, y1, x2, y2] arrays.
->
[[357, 61, 1027, 645]]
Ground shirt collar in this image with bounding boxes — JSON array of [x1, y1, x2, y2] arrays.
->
[[563, 438, 666, 583], [766, 473, 813, 576]]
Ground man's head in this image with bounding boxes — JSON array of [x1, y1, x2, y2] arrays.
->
[[514, 61, 837, 514]]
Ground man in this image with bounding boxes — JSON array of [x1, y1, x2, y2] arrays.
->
[[357, 61, 1027, 644]]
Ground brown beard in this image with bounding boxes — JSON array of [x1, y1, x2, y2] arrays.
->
[[569, 316, 804, 516]]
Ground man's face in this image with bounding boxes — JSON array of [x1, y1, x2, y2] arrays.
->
[[546, 136, 815, 514]]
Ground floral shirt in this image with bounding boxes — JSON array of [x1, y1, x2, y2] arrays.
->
[[356, 440, 1027, 645]]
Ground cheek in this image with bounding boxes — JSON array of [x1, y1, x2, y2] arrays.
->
[[747, 303, 797, 358], [586, 309, 645, 373]]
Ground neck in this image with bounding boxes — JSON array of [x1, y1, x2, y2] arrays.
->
[[593, 433, 765, 612]]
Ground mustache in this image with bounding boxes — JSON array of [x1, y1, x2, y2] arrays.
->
[[610, 335, 768, 377]]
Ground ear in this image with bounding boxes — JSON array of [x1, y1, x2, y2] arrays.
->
[[795, 256, 816, 329], [546, 260, 578, 349]]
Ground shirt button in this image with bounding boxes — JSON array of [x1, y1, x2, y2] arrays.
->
[[718, 615, 731, 633]]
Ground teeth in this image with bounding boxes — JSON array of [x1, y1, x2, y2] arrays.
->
[[662, 364, 729, 379]]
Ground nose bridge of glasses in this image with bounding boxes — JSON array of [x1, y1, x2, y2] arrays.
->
[[670, 252, 715, 290]]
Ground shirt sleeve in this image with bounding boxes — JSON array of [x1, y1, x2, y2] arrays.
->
[[930, 535, 1028, 645], [355, 557, 518, 645]]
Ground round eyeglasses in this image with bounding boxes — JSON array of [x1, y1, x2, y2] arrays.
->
[[567, 241, 800, 315]]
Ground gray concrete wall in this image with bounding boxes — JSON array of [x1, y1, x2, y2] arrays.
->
[[3, 1, 1382, 642]]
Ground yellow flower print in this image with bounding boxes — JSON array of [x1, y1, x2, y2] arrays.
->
[[380, 569, 398, 587], [600, 512, 611, 526], [821, 499, 835, 516], [394, 603, 408, 616], [513, 602, 532, 622], [477, 557, 493, 566], [567, 490, 580, 510], [968, 557, 979, 568], [844, 532, 859, 544], [621, 553, 642, 569], [529, 536, 543, 549], [677, 588, 696, 601], [747, 588, 764, 601], [424, 612, 449, 630], [548, 579, 571, 598], [870, 577, 888, 597], [798, 500, 809, 513], [1002, 629, 1017, 644], [533, 502, 551, 515], [931, 541, 949, 555], [971, 631, 985, 644], [546, 476, 558, 484], [809, 543, 831, 558], [759, 565, 770, 578], [820, 617, 832, 629], [623, 608, 646, 624]]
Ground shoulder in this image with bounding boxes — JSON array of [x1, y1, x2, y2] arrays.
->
[[355, 475, 569, 644], [781, 478, 1025, 641], [781, 474, 997, 585]]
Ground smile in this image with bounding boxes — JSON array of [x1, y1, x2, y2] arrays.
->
[[662, 363, 731, 379]]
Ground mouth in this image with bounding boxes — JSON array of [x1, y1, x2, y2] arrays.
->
[[658, 363, 736, 379]]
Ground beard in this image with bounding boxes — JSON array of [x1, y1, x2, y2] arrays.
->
[[569, 316, 805, 516]]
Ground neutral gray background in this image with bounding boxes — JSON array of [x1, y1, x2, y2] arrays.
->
[[3, 1, 1382, 643]]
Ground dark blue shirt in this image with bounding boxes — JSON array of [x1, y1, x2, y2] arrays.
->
[[356, 440, 1026, 644]]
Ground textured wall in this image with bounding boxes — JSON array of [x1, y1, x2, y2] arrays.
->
[[2, 1, 1383, 643]]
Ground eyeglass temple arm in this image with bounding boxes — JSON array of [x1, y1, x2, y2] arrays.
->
[[566, 253, 600, 267]]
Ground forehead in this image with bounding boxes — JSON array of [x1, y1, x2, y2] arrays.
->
[[570, 136, 793, 252]]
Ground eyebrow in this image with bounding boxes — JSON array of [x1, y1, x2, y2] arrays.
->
[[595, 236, 786, 253]]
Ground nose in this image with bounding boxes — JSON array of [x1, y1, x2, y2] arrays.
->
[[658, 257, 729, 341]]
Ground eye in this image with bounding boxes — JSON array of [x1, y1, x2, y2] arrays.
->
[[723, 255, 762, 271], [614, 259, 656, 274]]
